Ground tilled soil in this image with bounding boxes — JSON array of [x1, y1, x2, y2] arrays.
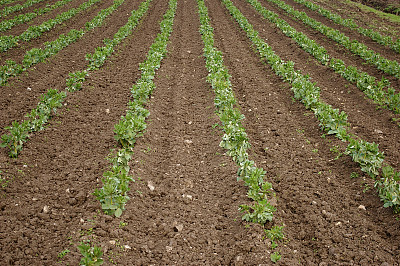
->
[[1, 0, 400, 264], [352, 0, 400, 15]]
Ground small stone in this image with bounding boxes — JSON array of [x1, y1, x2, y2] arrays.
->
[[27, 87, 32, 91], [174, 224, 183, 232], [327, 177, 331, 183], [68, 198, 77, 205], [23, 165, 27, 168], [183, 194, 193, 200], [43, 206, 49, 213], [312, 201, 317, 205], [329, 247, 337, 256], [188, 121, 192, 125], [184, 139, 193, 144], [358, 205, 366, 211], [32, 197, 38, 201], [147, 181, 155, 191], [374, 129, 383, 134], [66, 188, 70, 193], [335, 221, 342, 226], [124, 245, 131, 250], [109, 240, 116, 245], [80, 218, 85, 223], [166, 246, 173, 252]]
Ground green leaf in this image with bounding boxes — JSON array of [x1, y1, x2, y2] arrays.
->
[[115, 208, 122, 217]]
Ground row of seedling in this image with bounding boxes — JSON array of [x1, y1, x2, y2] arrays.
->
[[0, 0, 73, 33], [247, 0, 400, 114], [222, 0, 400, 212], [0, 0, 125, 86], [0, 0, 102, 52], [264, 0, 400, 79], [293, 0, 400, 54], [0, 0, 151, 157], [94, 0, 176, 217], [197, 0, 283, 262], [0, 0, 45, 18]]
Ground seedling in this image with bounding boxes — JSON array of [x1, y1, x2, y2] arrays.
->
[[57, 249, 70, 260], [270, 252, 281, 263], [119, 221, 127, 228], [350, 172, 359, 179], [265, 225, 284, 249], [78, 241, 103, 266]]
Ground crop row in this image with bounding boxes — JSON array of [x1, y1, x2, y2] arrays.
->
[[247, 0, 400, 114], [0, 0, 129, 157], [0, 0, 74, 33], [0, 0, 19, 7], [94, 0, 176, 217], [0, 0, 102, 52], [222, 0, 400, 212], [293, 0, 400, 54], [0, 0, 126, 86], [0, 0, 46, 18], [264, 0, 400, 79], [198, 0, 283, 262]]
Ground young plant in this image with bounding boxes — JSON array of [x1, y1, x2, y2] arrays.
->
[[78, 241, 103, 266], [0, 121, 29, 158]]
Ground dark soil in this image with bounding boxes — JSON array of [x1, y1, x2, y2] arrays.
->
[[352, 0, 400, 15], [1, 0, 400, 264]]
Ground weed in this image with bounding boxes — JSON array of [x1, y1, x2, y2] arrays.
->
[[362, 183, 371, 193], [119, 221, 127, 228], [57, 249, 70, 260], [350, 172, 359, 179], [270, 251, 281, 263]]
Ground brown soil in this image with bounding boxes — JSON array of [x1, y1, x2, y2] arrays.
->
[[1, 0, 400, 264], [352, 0, 400, 15]]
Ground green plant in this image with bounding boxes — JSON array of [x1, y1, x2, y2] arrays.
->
[[350, 172, 359, 179], [362, 183, 371, 193], [375, 166, 400, 212], [345, 138, 384, 178], [271, 251, 281, 263], [57, 249, 70, 260], [330, 145, 343, 160], [265, 225, 284, 249], [239, 199, 276, 225], [0, 121, 29, 157], [66, 70, 88, 91], [78, 241, 103, 266]]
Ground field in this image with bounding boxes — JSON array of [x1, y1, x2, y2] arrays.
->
[[1, 0, 400, 264]]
